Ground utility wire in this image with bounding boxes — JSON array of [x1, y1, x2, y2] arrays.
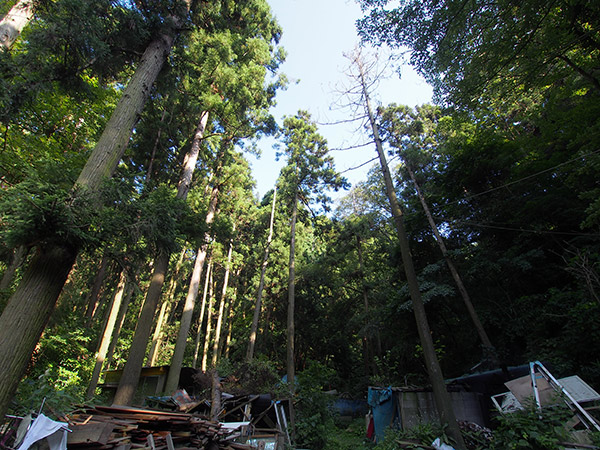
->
[[439, 148, 600, 208], [456, 221, 599, 237]]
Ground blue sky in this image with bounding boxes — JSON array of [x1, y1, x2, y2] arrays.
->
[[248, 0, 433, 202]]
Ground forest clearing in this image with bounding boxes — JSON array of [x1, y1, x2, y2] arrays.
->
[[1, 0, 600, 449]]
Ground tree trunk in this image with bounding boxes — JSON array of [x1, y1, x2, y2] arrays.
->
[[356, 234, 375, 375], [247, 187, 277, 361], [358, 59, 465, 448], [147, 245, 188, 366], [286, 189, 298, 440], [164, 182, 220, 393], [87, 268, 128, 399], [113, 250, 170, 405], [201, 267, 216, 372], [75, 32, 180, 192], [224, 270, 241, 359], [0, 0, 35, 50], [0, 2, 190, 415], [0, 245, 27, 292], [193, 257, 212, 368], [84, 255, 109, 324], [211, 233, 234, 368], [105, 280, 134, 371], [0, 244, 76, 419], [404, 163, 499, 366], [210, 369, 221, 421], [114, 107, 206, 404]]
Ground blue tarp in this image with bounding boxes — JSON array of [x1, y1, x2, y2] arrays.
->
[[368, 387, 398, 442]]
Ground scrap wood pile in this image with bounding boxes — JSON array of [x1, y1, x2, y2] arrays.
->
[[65, 405, 255, 450]]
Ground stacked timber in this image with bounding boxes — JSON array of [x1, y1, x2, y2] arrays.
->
[[65, 405, 255, 450]]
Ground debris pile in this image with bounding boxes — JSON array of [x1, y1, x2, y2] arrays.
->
[[66, 405, 255, 450]]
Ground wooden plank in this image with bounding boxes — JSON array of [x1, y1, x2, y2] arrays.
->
[[68, 422, 116, 445]]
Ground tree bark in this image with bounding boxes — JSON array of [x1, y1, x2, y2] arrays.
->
[[211, 233, 234, 367], [114, 109, 206, 403], [357, 56, 465, 448], [75, 32, 178, 192], [210, 369, 221, 421], [193, 258, 212, 368], [105, 280, 134, 371], [247, 187, 277, 361], [113, 250, 170, 405], [164, 182, 220, 393], [0, 0, 35, 50], [0, 2, 190, 415], [0, 244, 76, 419], [404, 163, 499, 365], [84, 255, 109, 324], [201, 267, 216, 372], [147, 245, 188, 366], [87, 268, 128, 399], [286, 189, 298, 439], [0, 245, 27, 292]]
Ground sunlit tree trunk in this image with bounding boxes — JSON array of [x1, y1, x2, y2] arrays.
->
[[164, 177, 220, 393], [87, 268, 127, 399], [85, 255, 109, 324], [147, 245, 187, 366], [105, 281, 134, 371], [193, 258, 212, 368], [286, 188, 298, 438], [0, 0, 35, 50], [404, 162, 499, 366], [201, 267, 216, 372], [247, 187, 277, 361], [211, 232, 234, 367]]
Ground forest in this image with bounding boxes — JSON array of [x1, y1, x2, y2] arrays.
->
[[0, 0, 599, 449]]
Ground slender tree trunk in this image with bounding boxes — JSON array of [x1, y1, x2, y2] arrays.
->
[[85, 255, 109, 324], [114, 108, 206, 404], [164, 179, 220, 393], [247, 187, 277, 361], [0, 245, 27, 291], [113, 251, 170, 405], [356, 234, 375, 375], [286, 189, 298, 439], [0, 245, 76, 419], [87, 268, 128, 399], [0, 0, 35, 50], [404, 163, 499, 365], [146, 107, 168, 183], [224, 271, 241, 359], [201, 268, 216, 372], [357, 58, 465, 448], [193, 258, 212, 368], [105, 281, 134, 371], [210, 369, 221, 421], [147, 245, 187, 366], [211, 233, 234, 368]]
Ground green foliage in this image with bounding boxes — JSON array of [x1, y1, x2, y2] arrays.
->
[[295, 361, 338, 450], [324, 418, 369, 450], [375, 422, 449, 450], [491, 405, 573, 450]]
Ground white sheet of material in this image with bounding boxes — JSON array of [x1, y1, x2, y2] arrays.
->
[[16, 413, 68, 450]]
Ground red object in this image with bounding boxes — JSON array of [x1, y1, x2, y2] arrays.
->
[[366, 415, 375, 440]]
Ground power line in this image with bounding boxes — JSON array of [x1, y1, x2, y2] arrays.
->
[[457, 221, 599, 237], [436, 148, 600, 209]]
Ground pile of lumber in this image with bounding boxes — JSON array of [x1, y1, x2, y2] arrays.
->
[[65, 405, 255, 450]]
